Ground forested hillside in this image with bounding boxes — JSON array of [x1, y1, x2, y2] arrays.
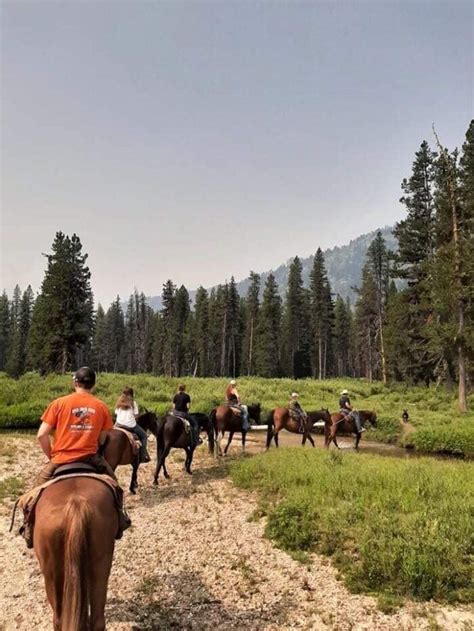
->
[[147, 226, 397, 310]]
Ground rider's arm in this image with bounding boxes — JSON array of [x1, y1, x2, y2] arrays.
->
[[37, 422, 53, 460]]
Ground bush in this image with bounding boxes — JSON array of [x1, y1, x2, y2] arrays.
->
[[231, 449, 474, 603]]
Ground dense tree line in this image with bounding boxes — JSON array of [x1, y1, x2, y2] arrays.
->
[[1, 122, 472, 410]]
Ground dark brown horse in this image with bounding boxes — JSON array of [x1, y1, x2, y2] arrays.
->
[[210, 403, 261, 456], [104, 410, 158, 493], [33, 476, 118, 631], [153, 413, 214, 484], [266, 408, 331, 448], [324, 410, 377, 450]]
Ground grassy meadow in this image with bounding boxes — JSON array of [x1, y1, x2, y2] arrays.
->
[[0, 372, 473, 456], [231, 449, 474, 605]]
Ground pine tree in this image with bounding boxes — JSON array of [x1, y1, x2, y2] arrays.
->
[[333, 295, 352, 377], [366, 231, 391, 383], [5, 285, 22, 376], [104, 297, 126, 372], [227, 277, 241, 377], [283, 257, 311, 378], [241, 272, 260, 376], [354, 264, 378, 381], [91, 304, 107, 372], [160, 280, 177, 376], [392, 141, 437, 384], [255, 273, 282, 377], [309, 249, 334, 378], [194, 286, 210, 376], [27, 232, 93, 373], [0, 291, 10, 370], [174, 285, 191, 375]]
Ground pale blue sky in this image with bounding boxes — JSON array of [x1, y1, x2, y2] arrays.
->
[[1, 1, 472, 305]]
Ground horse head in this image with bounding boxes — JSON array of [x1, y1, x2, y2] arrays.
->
[[137, 410, 159, 437]]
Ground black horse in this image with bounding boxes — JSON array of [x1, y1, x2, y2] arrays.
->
[[210, 403, 261, 456], [153, 412, 214, 484]]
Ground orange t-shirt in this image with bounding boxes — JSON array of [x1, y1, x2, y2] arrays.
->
[[41, 391, 113, 464]]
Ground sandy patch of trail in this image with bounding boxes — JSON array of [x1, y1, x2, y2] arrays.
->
[[0, 435, 472, 630]]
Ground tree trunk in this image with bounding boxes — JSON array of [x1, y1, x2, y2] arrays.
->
[[379, 308, 387, 384]]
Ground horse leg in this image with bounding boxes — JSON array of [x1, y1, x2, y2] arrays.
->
[[216, 430, 224, 457], [224, 431, 234, 455], [355, 433, 361, 450], [154, 444, 172, 484], [185, 447, 195, 474], [130, 459, 139, 494], [274, 431, 279, 448], [307, 433, 315, 447], [89, 547, 114, 631]]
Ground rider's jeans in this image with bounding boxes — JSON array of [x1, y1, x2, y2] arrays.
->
[[241, 405, 250, 430]]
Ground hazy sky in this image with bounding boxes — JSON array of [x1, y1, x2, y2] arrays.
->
[[1, 1, 472, 305]]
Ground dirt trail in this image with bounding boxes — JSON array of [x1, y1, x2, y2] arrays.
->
[[0, 435, 472, 630]]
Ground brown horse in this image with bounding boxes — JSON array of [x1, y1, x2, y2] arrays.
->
[[33, 476, 118, 631], [324, 410, 377, 450], [104, 410, 158, 493], [266, 408, 331, 448], [210, 403, 261, 456]]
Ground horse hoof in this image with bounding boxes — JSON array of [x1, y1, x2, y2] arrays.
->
[[153, 479, 158, 485]]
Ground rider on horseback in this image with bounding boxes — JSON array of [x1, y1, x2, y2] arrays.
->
[[288, 392, 307, 433], [339, 389, 365, 434], [115, 387, 150, 463], [173, 384, 202, 447], [31, 367, 131, 543], [225, 380, 250, 431]]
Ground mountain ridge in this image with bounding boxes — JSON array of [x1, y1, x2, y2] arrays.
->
[[146, 226, 397, 311]]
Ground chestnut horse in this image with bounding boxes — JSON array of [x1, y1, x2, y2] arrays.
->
[[266, 408, 331, 448], [104, 410, 158, 493], [210, 403, 261, 456], [33, 476, 118, 631], [153, 413, 214, 484], [324, 410, 377, 450]]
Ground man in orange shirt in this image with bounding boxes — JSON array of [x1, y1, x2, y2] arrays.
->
[[36, 366, 117, 483]]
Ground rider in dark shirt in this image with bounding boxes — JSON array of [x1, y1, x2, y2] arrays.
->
[[172, 384, 201, 446], [339, 389, 364, 434]]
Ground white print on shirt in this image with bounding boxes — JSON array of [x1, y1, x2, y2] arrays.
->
[[70, 406, 96, 431]]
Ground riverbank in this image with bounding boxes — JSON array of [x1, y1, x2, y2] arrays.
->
[[1, 435, 473, 630]]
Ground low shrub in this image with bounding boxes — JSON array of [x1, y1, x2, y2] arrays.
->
[[231, 449, 474, 604]]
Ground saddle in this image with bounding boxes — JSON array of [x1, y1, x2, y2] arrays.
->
[[11, 472, 124, 549], [170, 412, 191, 433], [114, 426, 141, 454]]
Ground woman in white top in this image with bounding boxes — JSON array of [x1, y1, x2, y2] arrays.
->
[[115, 387, 150, 462]]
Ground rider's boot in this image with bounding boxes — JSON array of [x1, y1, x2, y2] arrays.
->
[[115, 487, 132, 538]]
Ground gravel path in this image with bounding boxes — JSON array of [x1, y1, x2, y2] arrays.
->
[[0, 435, 472, 630]]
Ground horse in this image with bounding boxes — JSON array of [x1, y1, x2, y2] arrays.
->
[[33, 476, 118, 631], [104, 410, 158, 493], [266, 408, 331, 448], [153, 412, 214, 484], [210, 403, 261, 456], [324, 410, 377, 450]]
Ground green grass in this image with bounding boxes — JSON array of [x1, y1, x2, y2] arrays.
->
[[0, 476, 24, 502], [0, 372, 473, 456], [231, 449, 474, 604]]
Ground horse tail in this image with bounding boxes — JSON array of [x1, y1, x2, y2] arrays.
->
[[209, 408, 217, 437], [62, 496, 90, 631], [266, 410, 275, 449], [206, 416, 215, 454]]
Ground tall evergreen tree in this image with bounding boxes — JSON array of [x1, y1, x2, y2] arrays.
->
[[392, 141, 437, 384], [255, 273, 282, 377], [91, 304, 107, 372], [0, 291, 10, 371], [193, 286, 210, 376], [309, 249, 334, 378], [283, 257, 311, 378], [241, 272, 260, 376], [333, 295, 352, 377], [27, 233, 93, 373], [354, 264, 378, 381], [366, 232, 391, 383], [104, 296, 126, 372]]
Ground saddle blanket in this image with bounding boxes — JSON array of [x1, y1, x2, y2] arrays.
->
[[114, 426, 141, 453], [170, 413, 191, 433], [11, 472, 123, 548]]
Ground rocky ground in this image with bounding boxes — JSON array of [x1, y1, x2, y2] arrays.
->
[[0, 434, 472, 630]]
